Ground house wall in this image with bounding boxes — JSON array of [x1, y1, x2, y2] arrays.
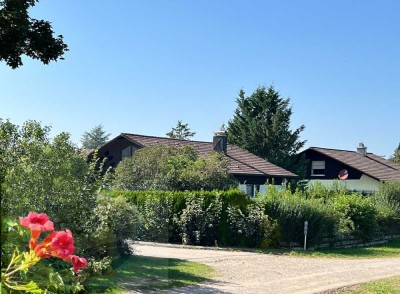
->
[[308, 174, 381, 194], [98, 138, 289, 196], [304, 150, 363, 180], [97, 137, 140, 171]]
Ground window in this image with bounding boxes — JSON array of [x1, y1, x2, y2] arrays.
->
[[311, 161, 325, 176], [121, 146, 135, 159]]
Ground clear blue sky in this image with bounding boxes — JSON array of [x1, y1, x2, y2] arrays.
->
[[1, 0, 399, 158]]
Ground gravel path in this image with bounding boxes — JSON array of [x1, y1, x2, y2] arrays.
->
[[130, 242, 400, 294]]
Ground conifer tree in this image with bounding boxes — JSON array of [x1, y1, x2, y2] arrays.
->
[[227, 85, 307, 176], [81, 124, 110, 149], [166, 120, 196, 140]]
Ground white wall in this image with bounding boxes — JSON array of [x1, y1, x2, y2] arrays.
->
[[308, 174, 380, 193]]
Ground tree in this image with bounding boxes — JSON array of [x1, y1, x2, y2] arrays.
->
[[112, 145, 236, 191], [390, 143, 400, 164], [0, 0, 68, 68], [226, 85, 307, 176], [166, 120, 196, 140], [81, 124, 110, 149]]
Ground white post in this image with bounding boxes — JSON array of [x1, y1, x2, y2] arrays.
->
[[304, 221, 308, 251]]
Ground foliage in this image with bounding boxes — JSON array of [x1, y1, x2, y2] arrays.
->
[[0, 0, 68, 69], [108, 189, 252, 245], [332, 194, 378, 240], [174, 194, 222, 245], [306, 180, 348, 202], [140, 193, 174, 242], [166, 120, 196, 140], [227, 203, 279, 247], [88, 195, 142, 259], [80, 124, 111, 150], [226, 85, 307, 176], [390, 142, 400, 164], [1, 120, 140, 284], [260, 188, 338, 246], [371, 181, 400, 234], [112, 145, 237, 191], [1, 214, 86, 293]]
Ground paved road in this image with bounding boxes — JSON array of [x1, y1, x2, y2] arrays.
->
[[131, 242, 400, 294]]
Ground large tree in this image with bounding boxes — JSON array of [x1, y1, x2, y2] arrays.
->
[[0, 0, 68, 68], [81, 124, 110, 149], [166, 120, 196, 140], [227, 85, 307, 176]]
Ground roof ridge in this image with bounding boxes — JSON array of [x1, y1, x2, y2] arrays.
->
[[310, 146, 369, 154], [121, 132, 213, 144]]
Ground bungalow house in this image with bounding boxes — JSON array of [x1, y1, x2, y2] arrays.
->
[[96, 131, 296, 196], [300, 143, 400, 194]]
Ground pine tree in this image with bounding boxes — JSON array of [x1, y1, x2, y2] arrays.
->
[[81, 124, 110, 149], [227, 85, 307, 176], [166, 120, 196, 140]]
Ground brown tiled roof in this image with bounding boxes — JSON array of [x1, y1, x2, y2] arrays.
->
[[309, 147, 400, 181], [121, 133, 296, 178]]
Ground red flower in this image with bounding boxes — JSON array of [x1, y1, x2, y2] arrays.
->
[[19, 212, 54, 249], [34, 230, 75, 260], [69, 255, 88, 273]]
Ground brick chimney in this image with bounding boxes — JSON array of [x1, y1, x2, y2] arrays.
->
[[357, 143, 367, 156], [213, 130, 227, 154]]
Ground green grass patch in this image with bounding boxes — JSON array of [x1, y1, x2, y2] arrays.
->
[[84, 255, 213, 293], [254, 240, 400, 259], [334, 276, 400, 293]]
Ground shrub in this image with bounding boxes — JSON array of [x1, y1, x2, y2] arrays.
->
[[260, 187, 338, 246], [140, 192, 174, 242], [227, 203, 279, 247], [85, 195, 142, 258], [333, 194, 378, 240], [112, 145, 237, 191], [174, 194, 222, 245]]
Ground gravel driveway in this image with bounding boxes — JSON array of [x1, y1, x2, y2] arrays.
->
[[130, 242, 400, 294]]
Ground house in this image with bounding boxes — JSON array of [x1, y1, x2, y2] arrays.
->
[[300, 143, 400, 194], [96, 131, 296, 196]]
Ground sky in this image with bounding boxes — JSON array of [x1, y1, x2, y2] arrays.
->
[[1, 0, 399, 158]]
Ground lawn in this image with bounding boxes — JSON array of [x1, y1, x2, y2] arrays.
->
[[255, 239, 400, 259], [333, 276, 400, 293], [84, 255, 213, 293]]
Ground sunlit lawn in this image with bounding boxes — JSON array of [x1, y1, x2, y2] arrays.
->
[[254, 239, 400, 258], [333, 276, 400, 293], [84, 255, 213, 293]]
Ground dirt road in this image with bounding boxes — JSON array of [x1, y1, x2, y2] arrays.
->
[[132, 242, 400, 294]]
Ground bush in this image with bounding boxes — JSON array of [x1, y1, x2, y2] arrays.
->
[[112, 145, 237, 191], [84, 195, 142, 258], [333, 194, 378, 240], [174, 194, 222, 245], [140, 192, 174, 242], [111, 189, 251, 246], [227, 203, 279, 247]]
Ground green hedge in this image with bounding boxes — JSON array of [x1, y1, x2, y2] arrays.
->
[[108, 184, 399, 248], [108, 189, 252, 246]]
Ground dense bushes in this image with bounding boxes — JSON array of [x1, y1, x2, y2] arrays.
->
[[112, 145, 237, 191], [112, 182, 400, 249], [0, 120, 140, 286]]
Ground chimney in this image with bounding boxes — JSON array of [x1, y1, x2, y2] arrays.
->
[[357, 143, 367, 156], [213, 130, 227, 154]]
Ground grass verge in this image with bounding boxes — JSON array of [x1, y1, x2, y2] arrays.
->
[[84, 255, 213, 293], [332, 276, 400, 293], [253, 239, 400, 258]]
